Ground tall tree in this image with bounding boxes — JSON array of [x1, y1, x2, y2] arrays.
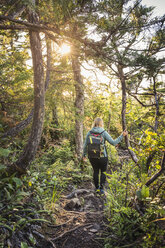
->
[[72, 52, 84, 161], [71, 0, 165, 163], [1, 0, 164, 170], [13, 7, 45, 173]]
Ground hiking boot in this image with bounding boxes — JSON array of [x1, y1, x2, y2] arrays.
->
[[100, 189, 105, 195]]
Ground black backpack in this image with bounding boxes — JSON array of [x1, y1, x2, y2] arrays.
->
[[87, 131, 105, 158]]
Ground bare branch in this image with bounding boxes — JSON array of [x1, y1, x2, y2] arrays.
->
[[0, 15, 60, 34], [153, 180, 165, 198], [0, 24, 27, 30], [146, 151, 157, 172], [128, 92, 155, 107], [0, 109, 34, 139], [146, 152, 165, 187]]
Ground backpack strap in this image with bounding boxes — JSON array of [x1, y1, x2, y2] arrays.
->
[[101, 130, 105, 143], [89, 130, 105, 143], [89, 130, 105, 136]]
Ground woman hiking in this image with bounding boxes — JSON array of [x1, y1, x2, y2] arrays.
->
[[83, 117, 128, 194]]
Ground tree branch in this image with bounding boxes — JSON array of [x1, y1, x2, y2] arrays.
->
[[0, 15, 60, 34], [128, 92, 154, 107], [0, 109, 34, 139], [145, 152, 165, 187], [0, 24, 28, 30], [146, 151, 157, 172]]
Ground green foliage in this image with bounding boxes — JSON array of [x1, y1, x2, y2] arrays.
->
[[0, 31, 33, 143], [136, 185, 150, 200], [21, 242, 32, 248], [104, 162, 165, 248], [0, 140, 86, 246], [137, 130, 165, 174], [38, 139, 74, 165], [0, 148, 11, 158], [0, 165, 51, 247], [107, 143, 120, 167], [26, 140, 88, 209], [0, 140, 26, 165], [0, 1, 165, 247], [105, 166, 142, 247]]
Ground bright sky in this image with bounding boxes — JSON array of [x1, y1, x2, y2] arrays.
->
[[142, 0, 165, 17]]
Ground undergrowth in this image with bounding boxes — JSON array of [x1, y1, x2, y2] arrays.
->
[[104, 161, 165, 248], [0, 139, 89, 248]]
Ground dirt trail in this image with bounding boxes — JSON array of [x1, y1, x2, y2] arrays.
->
[[44, 187, 108, 248], [43, 149, 130, 248]]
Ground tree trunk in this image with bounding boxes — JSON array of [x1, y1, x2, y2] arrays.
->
[[153, 76, 160, 132], [52, 106, 59, 126], [49, 105, 60, 141], [1, 109, 34, 139], [71, 55, 84, 161], [118, 65, 138, 163], [107, 102, 111, 133], [10, 10, 45, 173]]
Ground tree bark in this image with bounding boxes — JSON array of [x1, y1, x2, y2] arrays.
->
[[45, 36, 52, 91], [1, 109, 34, 139], [118, 65, 138, 163], [153, 76, 160, 132], [71, 55, 84, 161], [145, 76, 160, 173], [107, 101, 111, 133], [9, 10, 45, 173]]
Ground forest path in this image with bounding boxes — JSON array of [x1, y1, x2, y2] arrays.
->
[[45, 187, 108, 248], [44, 148, 130, 248]]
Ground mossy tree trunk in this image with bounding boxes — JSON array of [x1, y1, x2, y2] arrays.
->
[[72, 55, 84, 161], [118, 64, 138, 163], [10, 10, 45, 173]]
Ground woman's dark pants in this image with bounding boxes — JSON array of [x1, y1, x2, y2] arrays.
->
[[89, 157, 108, 189]]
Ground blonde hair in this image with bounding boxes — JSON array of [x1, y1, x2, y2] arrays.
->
[[93, 117, 104, 128]]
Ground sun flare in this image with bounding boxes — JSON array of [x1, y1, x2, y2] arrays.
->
[[59, 43, 71, 55]]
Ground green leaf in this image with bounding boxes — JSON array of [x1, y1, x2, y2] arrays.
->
[[28, 218, 50, 224], [16, 191, 29, 197], [4, 187, 11, 200], [17, 218, 26, 225], [0, 164, 6, 171], [136, 186, 150, 200], [29, 233, 36, 245], [7, 183, 14, 190], [0, 148, 11, 157], [0, 223, 13, 232], [140, 185, 150, 199], [12, 177, 23, 187], [136, 189, 142, 200], [21, 242, 31, 248]]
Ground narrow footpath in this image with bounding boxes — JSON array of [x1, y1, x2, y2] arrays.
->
[[41, 149, 130, 248], [44, 187, 107, 248]]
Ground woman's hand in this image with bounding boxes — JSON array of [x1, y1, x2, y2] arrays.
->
[[83, 157, 87, 162], [123, 129, 128, 136]]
